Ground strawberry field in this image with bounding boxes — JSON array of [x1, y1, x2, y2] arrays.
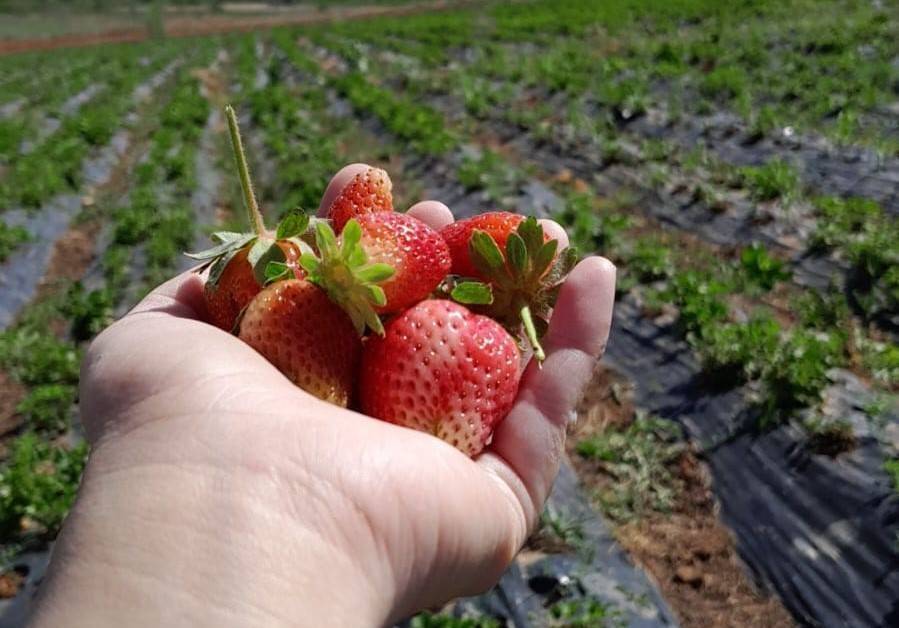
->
[[1, 0, 898, 626]]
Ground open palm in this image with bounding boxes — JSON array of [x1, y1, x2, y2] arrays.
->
[[33, 167, 616, 628]]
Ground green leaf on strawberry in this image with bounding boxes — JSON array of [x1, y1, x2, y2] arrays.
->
[[276, 210, 310, 240], [462, 216, 579, 362], [450, 281, 494, 305], [184, 106, 317, 294], [299, 219, 395, 336], [264, 261, 292, 284], [184, 232, 255, 261]]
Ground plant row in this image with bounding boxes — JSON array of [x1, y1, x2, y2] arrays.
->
[[0, 46, 215, 552], [0, 43, 185, 212]]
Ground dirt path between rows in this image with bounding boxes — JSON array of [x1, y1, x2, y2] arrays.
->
[[0, 1, 469, 56]]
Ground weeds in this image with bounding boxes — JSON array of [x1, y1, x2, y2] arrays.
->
[[15, 385, 76, 433], [576, 414, 684, 521], [0, 434, 88, 538], [554, 193, 631, 254], [457, 150, 522, 201], [695, 314, 780, 386], [759, 329, 844, 425], [884, 459, 899, 493], [700, 65, 748, 103], [811, 196, 898, 321], [740, 160, 799, 201], [62, 283, 113, 342], [0, 221, 29, 262], [0, 329, 80, 388], [409, 612, 501, 628], [548, 596, 623, 628], [538, 506, 586, 552], [738, 243, 790, 291]]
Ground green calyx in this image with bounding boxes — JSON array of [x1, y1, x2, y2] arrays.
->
[[459, 216, 579, 362], [185, 210, 314, 288], [184, 104, 317, 289], [297, 219, 395, 336]]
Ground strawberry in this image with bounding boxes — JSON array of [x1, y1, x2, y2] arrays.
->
[[440, 212, 577, 362], [354, 212, 450, 314], [359, 300, 521, 457], [202, 241, 302, 332], [267, 218, 396, 335], [440, 212, 526, 279], [238, 278, 360, 407], [326, 167, 394, 233], [187, 105, 314, 332]]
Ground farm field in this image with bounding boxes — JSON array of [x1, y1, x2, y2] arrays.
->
[[0, 0, 898, 626]]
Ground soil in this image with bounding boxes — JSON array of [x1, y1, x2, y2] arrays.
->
[[34, 224, 97, 302], [522, 530, 576, 556], [0, 372, 26, 439], [567, 364, 796, 628], [0, 568, 25, 600], [0, 51, 189, 458], [0, 1, 471, 56]]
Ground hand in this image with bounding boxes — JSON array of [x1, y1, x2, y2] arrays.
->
[[30, 165, 616, 628]]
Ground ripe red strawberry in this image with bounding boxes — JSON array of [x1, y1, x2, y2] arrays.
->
[[440, 212, 526, 279], [239, 279, 360, 407], [359, 300, 521, 457], [327, 167, 393, 233], [353, 212, 450, 313], [204, 242, 302, 331], [187, 105, 313, 332], [440, 212, 577, 362]]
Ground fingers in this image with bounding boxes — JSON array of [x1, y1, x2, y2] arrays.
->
[[407, 201, 454, 231], [316, 166, 567, 254], [538, 219, 569, 249], [478, 256, 616, 537], [317, 163, 369, 217], [126, 269, 208, 321]]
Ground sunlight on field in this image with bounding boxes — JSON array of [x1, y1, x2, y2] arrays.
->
[[0, 1, 897, 626]]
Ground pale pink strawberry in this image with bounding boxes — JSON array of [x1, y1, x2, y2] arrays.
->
[[239, 278, 361, 407], [327, 167, 393, 233]]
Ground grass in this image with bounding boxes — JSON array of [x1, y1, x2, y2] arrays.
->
[[0, 433, 88, 538], [456, 149, 522, 202], [616, 236, 672, 291], [739, 160, 799, 201], [0, 221, 29, 262], [409, 612, 501, 628], [553, 192, 631, 254], [0, 44, 214, 557], [62, 283, 114, 342], [0, 329, 80, 388], [0, 0, 896, 607], [548, 596, 623, 628], [538, 505, 587, 553], [738, 244, 790, 291], [811, 196, 899, 322], [15, 385, 76, 433], [884, 459, 899, 493], [576, 414, 685, 522]]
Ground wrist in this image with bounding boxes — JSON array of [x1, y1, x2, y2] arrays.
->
[[30, 420, 392, 628]]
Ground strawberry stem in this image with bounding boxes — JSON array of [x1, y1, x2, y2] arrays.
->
[[224, 104, 266, 237], [520, 304, 546, 363]]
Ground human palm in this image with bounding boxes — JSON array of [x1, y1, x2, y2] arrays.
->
[[32, 166, 616, 627]]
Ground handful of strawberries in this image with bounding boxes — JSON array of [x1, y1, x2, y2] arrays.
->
[[188, 106, 577, 458]]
